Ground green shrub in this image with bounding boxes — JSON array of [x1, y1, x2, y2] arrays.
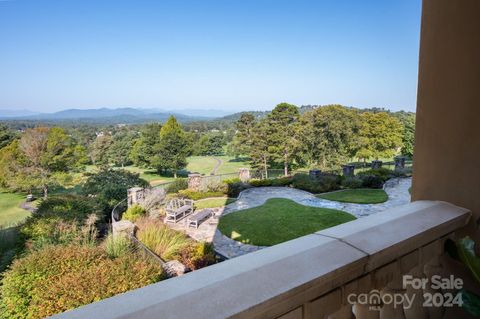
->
[[250, 179, 273, 187], [359, 175, 384, 189], [165, 178, 188, 194], [20, 195, 102, 246], [179, 242, 216, 270], [178, 189, 225, 200], [103, 233, 133, 258], [223, 177, 241, 184], [0, 245, 163, 319], [271, 176, 293, 186], [0, 226, 22, 273], [392, 167, 413, 177], [122, 204, 147, 222], [291, 173, 341, 193], [341, 176, 363, 189], [226, 181, 252, 198], [82, 169, 149, 212], [357, 168, 393, 181]]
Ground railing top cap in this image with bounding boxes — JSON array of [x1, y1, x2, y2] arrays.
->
[[52, 200, 470, 319]]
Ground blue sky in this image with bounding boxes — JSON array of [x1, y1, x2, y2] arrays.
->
[[0, 0, 421, 112]]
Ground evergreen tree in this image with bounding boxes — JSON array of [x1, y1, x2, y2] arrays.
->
[[155, 116, 189, 177], [264, 103, 300, 176], [129, 123, 162, 167]]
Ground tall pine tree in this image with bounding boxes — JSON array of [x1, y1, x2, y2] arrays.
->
[[156, 116, 189, 177]]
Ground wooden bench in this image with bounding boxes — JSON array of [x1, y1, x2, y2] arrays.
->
[[186, 209, 213, 228], [165, 198, 194, 224]]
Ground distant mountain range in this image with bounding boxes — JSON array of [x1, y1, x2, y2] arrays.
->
[[0, 107, 238, 124]]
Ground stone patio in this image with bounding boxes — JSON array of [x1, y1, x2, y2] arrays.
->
[[166, 177, 412, 259]]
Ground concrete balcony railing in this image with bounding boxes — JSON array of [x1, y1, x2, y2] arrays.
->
[[51, 201, 470, 319]]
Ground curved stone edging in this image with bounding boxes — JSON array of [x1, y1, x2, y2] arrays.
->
[[213, 178, 412, 259]]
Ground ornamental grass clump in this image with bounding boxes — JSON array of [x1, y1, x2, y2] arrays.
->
[[135, 218, 216, 269], [135, 218, 190, 260], [103, 233, 133, 258]]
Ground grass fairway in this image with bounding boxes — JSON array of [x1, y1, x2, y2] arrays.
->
[[0, 193, 31, 227], [316, 189, 388, 204], [187, 156, 250, 175], [194, 197, 236, 210], [218, 198, 355, 246]]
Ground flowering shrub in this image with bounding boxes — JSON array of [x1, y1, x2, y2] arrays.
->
[[0, 245, 163, 319]]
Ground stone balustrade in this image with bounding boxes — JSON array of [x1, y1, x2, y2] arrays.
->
[[51, 201, 470, 319]]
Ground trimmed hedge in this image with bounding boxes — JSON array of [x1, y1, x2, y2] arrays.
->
[[291, 173, 341, 193], [0, 245, 163, 319]]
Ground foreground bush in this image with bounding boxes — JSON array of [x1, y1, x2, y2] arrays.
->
[[122, 204, 147, 222], [136, 218, 215, 269], [0, 245, 163, 319]]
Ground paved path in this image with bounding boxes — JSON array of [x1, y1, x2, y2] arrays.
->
[[167, 178, 412, 259], [211, 157, 223, 175], [221, 178, 412, 218], [213, 178, 412, 258]]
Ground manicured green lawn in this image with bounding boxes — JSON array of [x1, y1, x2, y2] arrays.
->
[[0, 193, 31, 227], [218, 198, 356, 246], [316, 189, 388, 204], [194, 197, 236, 210], [187, 156, 250, 175], [186, 156, 219, 175], [214, 156, 250, 175]]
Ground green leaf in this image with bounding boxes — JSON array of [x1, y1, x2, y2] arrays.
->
[[461, 290, 480, 317], [458, 237, 480, 284], [445, 238, 460, 261]]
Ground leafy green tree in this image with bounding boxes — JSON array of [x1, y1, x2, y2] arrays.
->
[[393, 111, 415, 157], [264, 103, 300, 175], [90, 134, 113, 168], [356, 112, 404, 161], [129, 123, 162, 167], [195, 132, 225, 156], [0, 127, 85, 197], [249, 119, 271, 177], [297, 105, 361, 169], [155, 116, 189, 177], [82, 169, 148, 212], [109, 130, 137, 167], [230, 113, 256, 157], [0, 124, 15, 149]]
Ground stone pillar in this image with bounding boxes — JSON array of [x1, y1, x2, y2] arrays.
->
[[239, 168, 251, 182], [309, 169, 322, 179], [128, 187, 145, 207], [371, 160, 383, 170], [394, 157, 406, 171], [112, 220, 136, 237], [188, 173, 203, 191], [342, 165, 355, 177]]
